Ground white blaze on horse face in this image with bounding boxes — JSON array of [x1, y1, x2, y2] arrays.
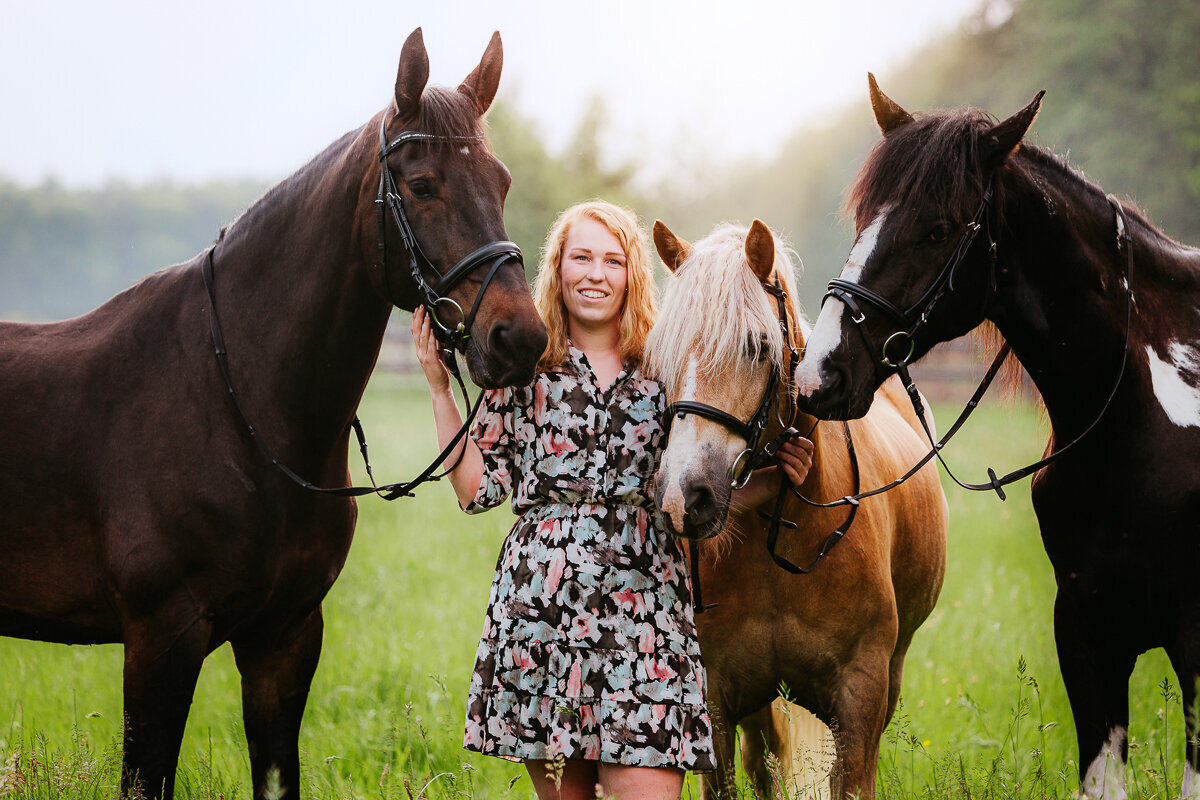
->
[[795, 207, 890, 397], [658, 358, 704, 534], [1079, 726, 1127, 800], [1145, 342, 1200, 428]]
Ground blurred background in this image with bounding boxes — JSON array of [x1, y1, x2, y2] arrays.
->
[[2, 0, 1196, 336]]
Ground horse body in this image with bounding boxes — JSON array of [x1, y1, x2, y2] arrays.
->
[[646, 222, 947, 799], [0, 28, 546, 800], [794, 77, 1200, 797]]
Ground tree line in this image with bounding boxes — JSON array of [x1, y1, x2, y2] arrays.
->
[[3, 0, 1198, 320]]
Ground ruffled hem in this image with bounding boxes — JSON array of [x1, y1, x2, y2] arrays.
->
[[473, 639, 706, 706], [463, 690, 715, 772]]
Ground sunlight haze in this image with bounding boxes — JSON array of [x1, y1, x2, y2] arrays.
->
[[0, 0, 986, 187]]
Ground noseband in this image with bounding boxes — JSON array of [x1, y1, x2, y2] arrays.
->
[[664, 279, 799, 490], [375, 116, 522, 370], [825, 184, 994, 371]]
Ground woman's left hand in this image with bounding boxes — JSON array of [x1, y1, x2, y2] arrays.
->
[[774, 433, 814, 488], [729, 433, 815, 512]]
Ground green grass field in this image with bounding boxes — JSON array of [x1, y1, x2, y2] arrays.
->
[[0, 373, 1188, 798]]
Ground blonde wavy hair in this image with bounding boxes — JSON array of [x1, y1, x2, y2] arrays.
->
[[533, 200, 657, 370]]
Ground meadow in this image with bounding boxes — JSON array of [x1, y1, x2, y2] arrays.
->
[[0, 370, 1188, 799]]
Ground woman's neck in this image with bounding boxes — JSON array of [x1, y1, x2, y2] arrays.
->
[[568, 319, 623, 388]]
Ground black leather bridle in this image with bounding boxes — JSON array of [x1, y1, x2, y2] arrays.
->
[[375, 115, 523, 374], [811, 191, 1136, 503], [201, 114, 525, 501], [664, 279, 799, 490], [664, 277, 863, 609], [825, 184, 995, 373]]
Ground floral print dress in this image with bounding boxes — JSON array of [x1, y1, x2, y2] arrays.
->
[[461, 345, 715, 772]]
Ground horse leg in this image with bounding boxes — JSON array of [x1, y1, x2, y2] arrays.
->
[[737, 703, 775, 798], [231, 606, 325, 800], [121, 616, 213, 799], [828, 659, 890, 800], [1054, 591, 1135, 800]]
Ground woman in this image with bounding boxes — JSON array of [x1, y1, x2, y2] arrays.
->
[[412, 200, 813, 799]]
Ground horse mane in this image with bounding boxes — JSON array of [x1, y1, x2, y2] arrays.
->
[[646, 223, 804, 396], [844, 106, 999, 236]]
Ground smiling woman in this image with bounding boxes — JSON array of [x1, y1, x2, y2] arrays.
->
[[408, 199, 814, 800]]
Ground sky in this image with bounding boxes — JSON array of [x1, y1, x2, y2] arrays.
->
[[0, 0, 988, 188]]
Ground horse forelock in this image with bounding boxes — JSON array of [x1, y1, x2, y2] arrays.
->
[[405, 87, 493, 159], [646, 224, 804, 398], [846, 108, 997, 237]]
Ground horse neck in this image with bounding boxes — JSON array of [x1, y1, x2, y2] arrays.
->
[[210, 123, 391, 455], [990, 154, 1200, 424]]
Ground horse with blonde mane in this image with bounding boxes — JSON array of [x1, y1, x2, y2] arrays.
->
[[645, 220, 948, 799]]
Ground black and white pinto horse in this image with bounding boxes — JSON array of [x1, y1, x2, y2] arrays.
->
[[794, 76, 1200, 798]]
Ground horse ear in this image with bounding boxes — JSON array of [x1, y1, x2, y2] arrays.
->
[[459, 31, 503, 116], [983, 89, 1046, 169], [653, 220, 692, 273], [395, 28, 430, 122], [745, 220, 775, 282], [869, 73, 913, 135]]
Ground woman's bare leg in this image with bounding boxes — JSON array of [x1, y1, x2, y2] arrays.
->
[[525, 759, 602, 800], [597, 763, 685, 800]]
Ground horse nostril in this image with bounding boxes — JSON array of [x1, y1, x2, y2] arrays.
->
[[488, 318, 548, 354], [485, 317, 548, 382], [685, 483, 717, 526]]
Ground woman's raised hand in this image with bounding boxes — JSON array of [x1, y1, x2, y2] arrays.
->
[[776, 434, 815, 488], [411, 305, 452, 394]]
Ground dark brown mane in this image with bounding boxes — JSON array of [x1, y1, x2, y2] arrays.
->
[[844, 107, 997, 234]]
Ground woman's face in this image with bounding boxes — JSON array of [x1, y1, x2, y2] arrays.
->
[[559, 216, 629, 332]]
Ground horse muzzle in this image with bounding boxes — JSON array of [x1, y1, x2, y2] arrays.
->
[[653, 456, 732, 540]]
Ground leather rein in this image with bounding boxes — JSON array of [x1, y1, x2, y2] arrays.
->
[[816, 190, 1136, 504], [201, 115, 524, 501], [664, 277, 865, 611]]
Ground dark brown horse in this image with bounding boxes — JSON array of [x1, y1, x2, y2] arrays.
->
[[795, 76, 1200, 798], [0, 28, 546, 800], [647, 220, 947, 799]]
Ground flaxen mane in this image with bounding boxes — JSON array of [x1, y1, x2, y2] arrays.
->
[[646, 223, 805, 397]]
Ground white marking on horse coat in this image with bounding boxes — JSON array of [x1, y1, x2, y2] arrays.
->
[[1145, 342, 1200, 428], [1079, 726, 1126, 800], [658, 358, 702, 533], [795, 208, 890, 397], [1183, 761, 1200, 799], [459, 146, 470, 156]]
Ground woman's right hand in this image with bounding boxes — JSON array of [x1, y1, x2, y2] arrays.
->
[[411, 306, 452, 394]]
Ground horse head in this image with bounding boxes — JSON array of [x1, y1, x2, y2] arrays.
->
[[794, 74, 1043, 419], [366, 28, 547, 388], [647, 219, 805, 539]]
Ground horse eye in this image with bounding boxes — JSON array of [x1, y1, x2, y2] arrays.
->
[[745, 335, 768, 360], [928, 223, 953, 243], [408, 179, 435, 200]]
